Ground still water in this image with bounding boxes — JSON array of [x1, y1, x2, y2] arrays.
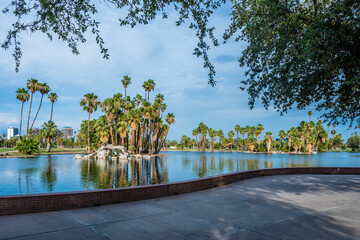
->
[[1, 151, 360, 195]]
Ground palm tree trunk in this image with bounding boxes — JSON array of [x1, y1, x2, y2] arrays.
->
[[27, 93, 34, 137], [125, 88, 127, 106], [19, 101, 24, 140], [50, 102, 54, 121], [46, 140, 51, 152], [31, 94, 44, 129], [87, 113, 91, 153]]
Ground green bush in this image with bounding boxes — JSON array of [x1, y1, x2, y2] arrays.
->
[[300, 146, 307, 153], [282, 146, 288, 152], [317, 142, 328, 152], [257, 146, 267, 152], [15, 137, 40, 155]]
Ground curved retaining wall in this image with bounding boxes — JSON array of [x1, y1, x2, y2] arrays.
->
[[1, 167, 360, 216]]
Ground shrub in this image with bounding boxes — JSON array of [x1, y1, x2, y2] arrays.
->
[[257, 146, 267, 152], [300, 146, 307, 153], [15, 137, 40, 155]]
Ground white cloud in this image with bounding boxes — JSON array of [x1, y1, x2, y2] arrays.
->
[[0, 113, 18, 127]]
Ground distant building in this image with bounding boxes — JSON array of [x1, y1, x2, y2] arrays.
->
[[7, 127, 18, 140], [32, 128, 40, 135], [62, 126, 73, 139]]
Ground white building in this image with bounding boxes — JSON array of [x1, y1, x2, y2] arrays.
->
[[7, 127, 19, 140]]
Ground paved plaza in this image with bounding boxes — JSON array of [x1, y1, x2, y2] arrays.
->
[[1, 174, 360, 240]]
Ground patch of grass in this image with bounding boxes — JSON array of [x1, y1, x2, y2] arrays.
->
[[39, 148, 86, 154], [0, 148, 15, 153]]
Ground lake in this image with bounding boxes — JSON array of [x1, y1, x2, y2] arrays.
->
[[0, 151, 360, 195]]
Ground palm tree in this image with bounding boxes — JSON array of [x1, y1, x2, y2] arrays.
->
[[239, 127, 246, 151], [26, 78, 41, 136], [256, 124, 264, 147], [117, 120, 129, 146], [48, 93, 58, 121], [16, 88, 30, 139], [264, 132, 273, 152], [31, 83, 51, 129], [101, 97, 117, 144], [40, 120, 58, 152], [209, 128, 217, 152], [228, 130, 235, 152], [80, 93, 100, 153], [331, 129, 336, 138], [217, 130, 224, 151], [234, 124, 240, 152], [198, 122, 208, 152], [308, 111, 312, 122], [95, 116, 110, 146], [147, 79, 156, 101], [121, 75, 131, 107], [192, 129, 199, 151], [165, 113, 176, 128], [293, 137, 302, 153], [278, 130, 286, 151], [142, 81, 150, 100]]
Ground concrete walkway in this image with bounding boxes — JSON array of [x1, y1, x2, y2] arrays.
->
[[1, 174, 360, 240]]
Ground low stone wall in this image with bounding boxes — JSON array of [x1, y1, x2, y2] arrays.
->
[[1, 167, 360, 216]]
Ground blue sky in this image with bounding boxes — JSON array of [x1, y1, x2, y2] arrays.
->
[[0, 2, 356, 141]]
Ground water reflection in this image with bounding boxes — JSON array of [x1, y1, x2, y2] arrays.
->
[[80, 157, 169, 190], [2, 151, 360, 195], [40, 156, 57, 191]]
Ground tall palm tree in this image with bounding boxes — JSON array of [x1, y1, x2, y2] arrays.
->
[[192, 129, 199, 151], [48, 93, 58, 121], [95, 116, 110, 146], [101, 97, 117, 144], [147, 79, 156, 101], [293, 137, 302, 153], [80, 93, 100, 153], [278, 130, 286, 151], [16, 88, 30, 139], [308, 111, 312, 122], [239, 127, 246, 151], [228, 130, 235, 152], [121, 75, 131, 107], [31, 83, 51, 129], [117, 120, 129, 146], [264, 132, 273, 152], [165, 113, 176, 128], [256, 124, 264, 147], [217, 130, 224, 152], [26, 78, 41, 136], [142, 81, 150, 100], [209, 128, 217, 152], [40, 120, 58, 152], [234, 124, 240, 152]]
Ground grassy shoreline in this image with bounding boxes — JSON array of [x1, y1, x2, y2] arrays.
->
[[0, 148, 86, 158]]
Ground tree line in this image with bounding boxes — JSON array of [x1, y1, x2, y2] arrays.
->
[[173, 112, 345, 154], [77, 76, 175, 155]]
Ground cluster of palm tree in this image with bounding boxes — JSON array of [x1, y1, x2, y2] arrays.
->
[[175, 112, 344, 154], [79, 77, 175, 154], [16, 78, 58, 139]]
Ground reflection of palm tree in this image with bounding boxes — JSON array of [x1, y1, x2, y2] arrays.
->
[[40, 157, 57, 192]]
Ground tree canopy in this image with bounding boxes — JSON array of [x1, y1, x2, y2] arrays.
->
[[2, 0, 359, 125]]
